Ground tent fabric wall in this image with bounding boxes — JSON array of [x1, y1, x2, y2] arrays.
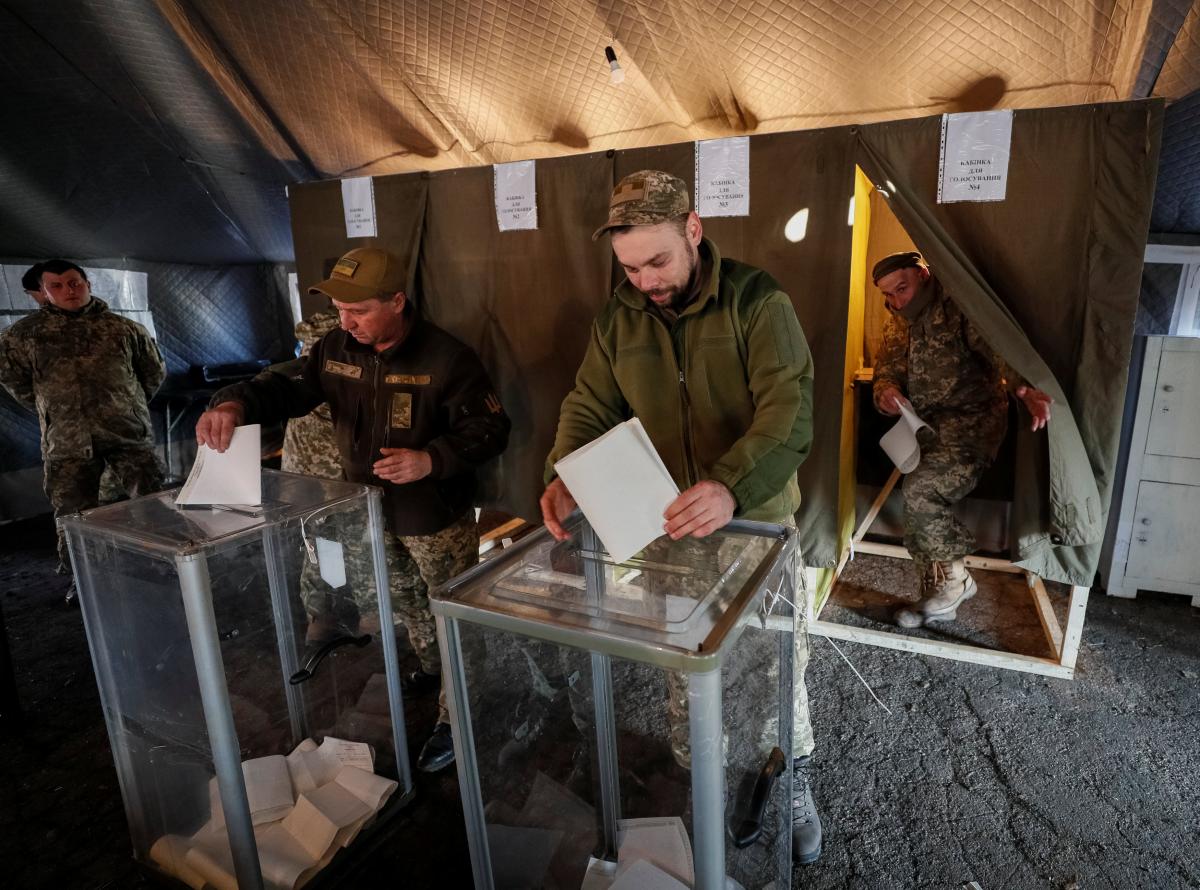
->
[[416, 154, 615, 520], [287, 99, 1161, 578], [855, 100, 1163, 584]]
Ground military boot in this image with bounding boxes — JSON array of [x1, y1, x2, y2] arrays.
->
[[792, 755, 823, 864], [895, 559, 977, 628]]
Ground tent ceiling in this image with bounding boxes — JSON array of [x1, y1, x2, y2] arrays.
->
[[1, 0, 1198, 263]]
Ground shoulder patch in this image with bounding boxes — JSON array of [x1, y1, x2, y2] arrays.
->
[[323, 359, 363, 379]]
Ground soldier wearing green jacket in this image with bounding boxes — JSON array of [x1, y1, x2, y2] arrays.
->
[[539, 170, 823, 864], [0, 260, 165, 583], [871, 251, 1053, 629]]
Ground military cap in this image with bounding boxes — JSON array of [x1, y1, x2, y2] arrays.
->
[[871, 251, 927, 284], [593, 170, 690, 240], [309, 247, 405, 303]]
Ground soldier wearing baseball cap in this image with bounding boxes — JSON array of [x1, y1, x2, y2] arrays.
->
[[197, 246, 510, 775], [542, 169, 826, 864]]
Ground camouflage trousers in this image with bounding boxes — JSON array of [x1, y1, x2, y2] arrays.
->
[[300, 510, 479, 725], [665, 528, 814, 763], [47, 445, 163, 569], [903, 408, 1006, 573]]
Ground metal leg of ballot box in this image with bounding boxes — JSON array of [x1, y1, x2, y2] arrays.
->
[[581, 524, 623, 862], [263, 527, 309, 745], [688, 666, 726, 890], [177, 552, 265, 890]]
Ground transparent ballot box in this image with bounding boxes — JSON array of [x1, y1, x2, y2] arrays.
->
[[431, 517, 798, 890], [61, 470, 414, 890]]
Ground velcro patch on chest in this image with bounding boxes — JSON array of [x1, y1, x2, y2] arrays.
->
[[390, 392, 412, 428], [323, 359, 363, 379], [384, 374, 431, 385]]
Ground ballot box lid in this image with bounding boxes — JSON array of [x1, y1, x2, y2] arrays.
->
[[58, 469, 377, 555], [431, 515, 793, 669]]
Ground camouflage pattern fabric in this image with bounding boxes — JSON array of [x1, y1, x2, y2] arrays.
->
[[873, 276, 1010, 567], [302, 509, 478, 724], [47, 447, 163, 566], [97, 466, 126, 504], [664, 521, 813, 765], [0, 297, 164, 460], [593, 169, 691, 240], [281, 308, 342, 480]]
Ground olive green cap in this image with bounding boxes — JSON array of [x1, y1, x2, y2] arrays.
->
[[592, 170, 690, 241], [308, 247, 405, 303]]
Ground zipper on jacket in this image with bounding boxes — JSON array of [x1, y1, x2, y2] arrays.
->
[[677, 369, 699, 487]]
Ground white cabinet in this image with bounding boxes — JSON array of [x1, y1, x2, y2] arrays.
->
[[1107, 336, 1200, 604]]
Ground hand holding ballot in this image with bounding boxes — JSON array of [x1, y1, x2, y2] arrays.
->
[[195, 401, 247, 452]]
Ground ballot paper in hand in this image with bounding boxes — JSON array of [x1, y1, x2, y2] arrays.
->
[[879, 402, 932, 474], [176, 424, 262, 506], [553, 418, 679, 564]]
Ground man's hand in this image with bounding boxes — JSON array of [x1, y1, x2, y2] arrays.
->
[[664, 480, 736, 540], [539, 477, 577, 541], [1016, 385, 1053, 432], [373, 448, 433, 484], [876, 385, 905, 416], [195, 402, 245, 452]]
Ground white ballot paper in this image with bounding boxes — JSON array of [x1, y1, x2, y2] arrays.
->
[[553, 417, 679, 564], [880, 402, 932, 474], [176, 424, 262, 506]]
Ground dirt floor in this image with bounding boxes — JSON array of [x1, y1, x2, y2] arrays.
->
[[2, 515, 1198, 889]]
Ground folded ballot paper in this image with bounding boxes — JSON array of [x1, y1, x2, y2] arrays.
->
[[553, 417, 679, 564], [176, 423, 263, 506], [879, 401, 932, 474], [151, 736, 397, 890]]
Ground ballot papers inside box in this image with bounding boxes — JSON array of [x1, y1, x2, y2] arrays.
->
[[60, 470, 415, 890], [431, 514, 800, 890]]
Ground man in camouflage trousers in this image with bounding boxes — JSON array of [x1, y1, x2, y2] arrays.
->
[[540, 171, 823, 863], [0, 259, 164, 595], [872, 252, 1053, 628], [196, 247, 509, 773]]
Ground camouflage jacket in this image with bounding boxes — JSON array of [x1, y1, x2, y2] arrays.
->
[[0, 297, 165, 459], [280, 308, 341, 479], [873, 276, 1010, 420]]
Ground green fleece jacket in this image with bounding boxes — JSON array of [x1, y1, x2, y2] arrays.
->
[[546, 238, 813, 523]]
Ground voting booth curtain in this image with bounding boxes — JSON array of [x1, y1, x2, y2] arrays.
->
[[287, 99, 1161, 583]]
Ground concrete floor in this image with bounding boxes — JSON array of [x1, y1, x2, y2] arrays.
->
[[1, 515, 1198, 889]]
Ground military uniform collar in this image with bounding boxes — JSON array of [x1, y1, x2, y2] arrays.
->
[[44, 296, 107, 317]]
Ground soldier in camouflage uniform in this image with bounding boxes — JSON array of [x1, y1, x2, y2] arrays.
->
[[872, 252, 1053, 628], [196, 247, 509, 774], [281, 307, 343, 481], [0, 260, 164, 582]]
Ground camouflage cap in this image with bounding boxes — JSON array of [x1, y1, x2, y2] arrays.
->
[[871, 251, 926, 284], [308, 247, 405, 303], [592, 170, 690, 241]]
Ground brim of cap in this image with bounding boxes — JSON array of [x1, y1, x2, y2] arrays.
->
[[307, 276, 380, 303], [591, 219, 618, 241]]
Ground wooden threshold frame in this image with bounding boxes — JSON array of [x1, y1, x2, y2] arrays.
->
[[815, 467, 1090, 679]]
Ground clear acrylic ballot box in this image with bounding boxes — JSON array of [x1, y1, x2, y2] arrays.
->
[[61, 470, 414, 890], [431, 516, 797, 890]]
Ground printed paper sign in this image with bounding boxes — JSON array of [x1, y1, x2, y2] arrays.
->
[[695, 137, 750, 217], [341, 176, 378, 237], [938, 110, 1013, 203], [494, 160, 538, 231]]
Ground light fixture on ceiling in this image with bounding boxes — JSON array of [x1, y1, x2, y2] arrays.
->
[[605, 46, 625, 85]]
